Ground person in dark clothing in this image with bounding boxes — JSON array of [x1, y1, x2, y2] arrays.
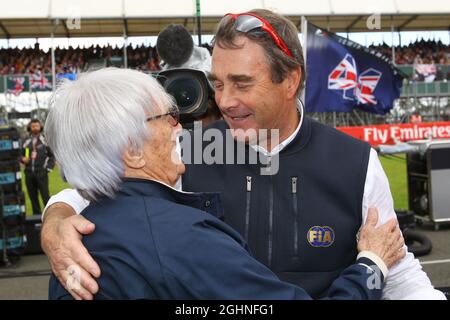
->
[[40, 9, 444, 300], [21, 119, 55, 215], [45, 68, 403, 300], [49, 178, 393, 300]]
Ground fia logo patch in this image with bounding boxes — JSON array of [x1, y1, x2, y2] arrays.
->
[[307, 226, 335, 247]]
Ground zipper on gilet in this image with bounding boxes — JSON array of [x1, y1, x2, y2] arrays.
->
[[292, 177, 299, 256], [245, 176, 252, 242], [267, 156, 274, 267]]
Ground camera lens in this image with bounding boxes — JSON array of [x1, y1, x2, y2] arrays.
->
[[165, 76, 203, 113], [156, 69, 211, 124]]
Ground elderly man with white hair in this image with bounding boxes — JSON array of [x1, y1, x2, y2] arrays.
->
[[45, 67, 405, 300]]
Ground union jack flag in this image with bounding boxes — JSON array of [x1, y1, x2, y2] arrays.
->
[[328, 54, 382, 105], [30, 72, 52, 90], [7, 77, 25, 96], [356, 68, 382, 105], [305, 23, 403, 115]]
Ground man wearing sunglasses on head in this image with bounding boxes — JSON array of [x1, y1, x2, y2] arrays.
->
[[41, 9, 445, 300]]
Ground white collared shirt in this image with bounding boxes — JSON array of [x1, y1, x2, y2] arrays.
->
[[43, 100, 445, 300], [250, 99, 304, 156]]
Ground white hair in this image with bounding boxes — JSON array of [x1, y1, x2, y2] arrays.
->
[[45, 67, 174, 200]]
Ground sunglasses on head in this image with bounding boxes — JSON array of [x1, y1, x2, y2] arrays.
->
[[224, 12, 293, 58]]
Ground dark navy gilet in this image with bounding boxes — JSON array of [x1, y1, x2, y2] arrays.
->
[[182, 116, 371, 298]]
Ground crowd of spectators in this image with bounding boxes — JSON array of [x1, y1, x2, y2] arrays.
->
[[370, 39, 449, 82], [0, 43, 161, 76], [370, 39, 449, 65], [0, 39, 448, 81]]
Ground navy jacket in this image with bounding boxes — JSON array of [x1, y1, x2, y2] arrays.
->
[[49, 178, 382, 300], [182, 117, 372, 297]]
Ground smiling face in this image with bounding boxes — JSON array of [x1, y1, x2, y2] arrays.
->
[[123, 106, 185, 187], [141, 116, 185, 186], [210, 36, 300, 144]]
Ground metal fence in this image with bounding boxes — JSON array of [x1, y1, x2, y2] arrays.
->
[[401, 81, 450, 98]]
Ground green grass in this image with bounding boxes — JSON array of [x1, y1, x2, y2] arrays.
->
[[379, 154, 409, 210], [21, 165, 70, 216], [21, 157, 409, 214]]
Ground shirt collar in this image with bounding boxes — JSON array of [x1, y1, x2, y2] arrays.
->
[[119, 178, 224, 219], [250, 99, 304, 156]]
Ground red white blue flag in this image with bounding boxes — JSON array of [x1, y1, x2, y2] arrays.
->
[[305, 23, 404, 114]]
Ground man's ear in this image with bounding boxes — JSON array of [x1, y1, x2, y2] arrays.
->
[[285, 67, 301, 100], [123, 146, 145, 169]]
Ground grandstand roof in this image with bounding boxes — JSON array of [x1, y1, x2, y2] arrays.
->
[[0, 0, 449, 38]]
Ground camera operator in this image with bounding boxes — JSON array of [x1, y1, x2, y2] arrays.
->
[[156, 24, 221, 127]]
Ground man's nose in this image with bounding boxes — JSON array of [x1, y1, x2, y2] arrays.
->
[[216, 87, 239, 110]]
